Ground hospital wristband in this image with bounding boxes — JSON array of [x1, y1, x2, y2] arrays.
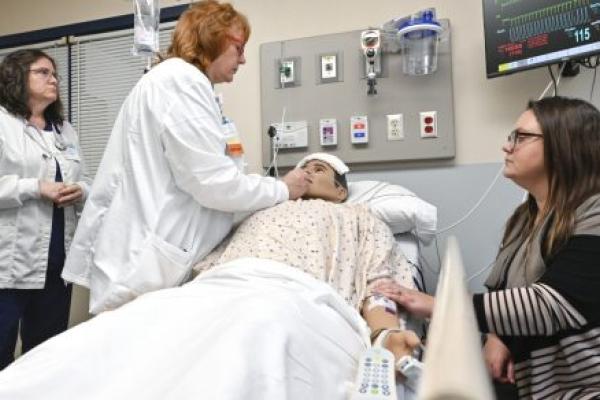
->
[[371, 328, 405, 347], [370, 328, 387, 344]]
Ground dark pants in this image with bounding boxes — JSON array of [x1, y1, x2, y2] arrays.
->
[[0, 265, 72, 370], [494, 381, 519, 400]]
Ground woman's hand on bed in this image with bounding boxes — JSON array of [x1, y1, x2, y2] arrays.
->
[[370, 282, 434, 319]]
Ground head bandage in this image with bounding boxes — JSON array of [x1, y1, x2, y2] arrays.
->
[[296, 153, 349, 191], [295, 153, 350, 175]]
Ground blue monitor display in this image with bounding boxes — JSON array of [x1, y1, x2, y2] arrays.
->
[[483, 0, 600, 78]]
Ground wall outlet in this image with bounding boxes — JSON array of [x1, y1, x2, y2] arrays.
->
[[386, 114, 404, 141], [419, 111, 438, 138]]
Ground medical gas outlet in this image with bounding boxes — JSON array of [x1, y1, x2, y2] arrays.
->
[[320, 55, 337, 80], [350, 116, 369, 144], [319, 118, 338, 146], [419, 111, 438, 138], [280, 60, 296, 85]]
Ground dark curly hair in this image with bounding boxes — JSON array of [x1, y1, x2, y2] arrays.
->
[[0, 49, 64, 124]]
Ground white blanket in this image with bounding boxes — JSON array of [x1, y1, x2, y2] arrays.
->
[[0, 258, 371, 400]]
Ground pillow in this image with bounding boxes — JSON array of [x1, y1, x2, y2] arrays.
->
[[346, 180, 437, 242]]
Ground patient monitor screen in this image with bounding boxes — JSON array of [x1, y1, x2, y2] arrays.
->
[[483, 0, 600, 78]]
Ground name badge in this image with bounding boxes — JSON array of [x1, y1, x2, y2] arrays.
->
[[222, 119, 238, 139]]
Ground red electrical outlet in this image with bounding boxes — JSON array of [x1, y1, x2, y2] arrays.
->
[[419, 111, 438, 138]]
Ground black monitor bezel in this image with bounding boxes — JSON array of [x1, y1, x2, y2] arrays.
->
[[482, 0, 600, 79]]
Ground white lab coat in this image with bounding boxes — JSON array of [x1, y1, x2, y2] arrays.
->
[[0, 106, 90, 288], [62, 58, 288, 314]]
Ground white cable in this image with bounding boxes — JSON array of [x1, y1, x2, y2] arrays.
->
[[467, 260, 495, 283], [438, 62, 566, 237], [436, 166, 504, 234], [420, 64, 565, 282], [412, 62, 565, 283], [459, 63, 566, 282], [555, 63, 566, 94], [264, 41, 291, 178], [538, 63, 566, 99], [538, 80, 554, 100], [273, 142, 279, 178], [76, 39, 81, 133], [273, 107, 285, 178]]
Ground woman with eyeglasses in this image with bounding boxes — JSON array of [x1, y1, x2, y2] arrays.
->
[[0, 49, 90, 369], [61, 0, 309, 315], [373, 96, 600, 399]]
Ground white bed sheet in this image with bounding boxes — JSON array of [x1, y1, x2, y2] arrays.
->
[[0, 233, 424, 400], [0, 258, 371, 400]]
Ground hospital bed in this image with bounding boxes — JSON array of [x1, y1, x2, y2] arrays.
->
[[0, 180, 436, 400]]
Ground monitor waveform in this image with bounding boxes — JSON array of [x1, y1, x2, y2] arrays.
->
[[501, 0, 591, 42], [497, 0, 524, 8]]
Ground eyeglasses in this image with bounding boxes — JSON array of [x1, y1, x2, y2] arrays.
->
[[507, 129, 543, 149], [227, 36, 246, 57], [29, 67, 61, 82]]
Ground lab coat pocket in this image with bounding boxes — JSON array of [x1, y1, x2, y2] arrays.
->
[[125, 234, 192, 296], [63, 152, 82, 181], [0, 225, 15, 263]]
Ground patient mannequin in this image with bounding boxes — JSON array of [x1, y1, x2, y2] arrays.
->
[[196, 153, 420, 363], [301, 159, 348, 203], [303, 155, 419, 361]]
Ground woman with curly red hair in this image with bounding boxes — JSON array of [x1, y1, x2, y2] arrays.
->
[[62, 0, 309, 315]]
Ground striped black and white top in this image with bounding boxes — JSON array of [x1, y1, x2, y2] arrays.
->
[[473, 235, 600, 400]]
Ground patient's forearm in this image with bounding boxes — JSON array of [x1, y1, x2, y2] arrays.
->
[[362, 297, 420, 360], [363, 297, 400, 334]]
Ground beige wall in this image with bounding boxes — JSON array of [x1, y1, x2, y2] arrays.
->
[[1, 0, 562, 170]]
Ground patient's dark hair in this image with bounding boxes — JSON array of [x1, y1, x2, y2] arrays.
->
[[334, 171, 348, 191]]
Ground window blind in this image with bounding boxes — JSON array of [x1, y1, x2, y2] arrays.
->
[[71, 26, 174, 176]]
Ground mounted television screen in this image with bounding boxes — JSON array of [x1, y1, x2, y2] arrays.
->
[[483, 0, 600, 78]]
